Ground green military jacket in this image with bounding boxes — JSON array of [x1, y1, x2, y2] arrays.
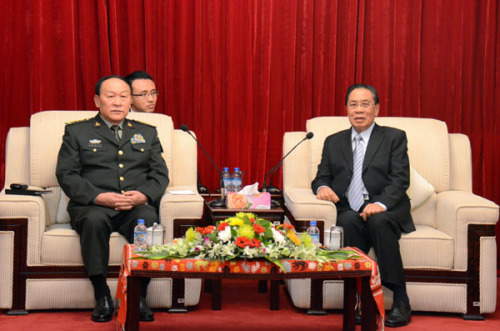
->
[[56, 114, 169, 209]]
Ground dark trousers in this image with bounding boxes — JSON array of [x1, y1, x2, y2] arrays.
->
[[69, 204, 159, 276], [337, 209, 406, 290]]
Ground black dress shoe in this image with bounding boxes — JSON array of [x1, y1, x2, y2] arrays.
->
[[140, 297, 154, 322], [91, 295, 114, 322], [385, 301, 412, 327]]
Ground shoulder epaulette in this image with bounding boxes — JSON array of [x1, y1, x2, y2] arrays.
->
[[65, 118, 92, 125], [129, 119, 156, 128]]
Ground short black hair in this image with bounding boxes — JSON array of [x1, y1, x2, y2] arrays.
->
[[94, 75, 131, 95], [345, 84, 379, 105], [125, 71, 155, 86]]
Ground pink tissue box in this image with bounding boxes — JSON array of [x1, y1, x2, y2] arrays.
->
[[226, 192, 271, 210]]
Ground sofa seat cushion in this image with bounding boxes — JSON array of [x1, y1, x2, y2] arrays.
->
[[41, 224, 128, 265], [399, 225, 453, 269]]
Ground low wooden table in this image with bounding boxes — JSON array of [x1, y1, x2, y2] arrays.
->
[[116, 245, 383, 331]]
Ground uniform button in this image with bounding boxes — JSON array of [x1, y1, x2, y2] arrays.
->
[[140, 148, 144, 152], [120, 176, 124, 181], [119, 164, 124, 168], [118, 150, 124, 155], [93, 148, 97, 152], [121, 190, 125, 194]]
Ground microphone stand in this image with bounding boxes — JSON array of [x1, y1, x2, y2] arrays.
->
[[197, 170, 209, 194], [181, 125, 225, 208], [262, 132, 314, 208]]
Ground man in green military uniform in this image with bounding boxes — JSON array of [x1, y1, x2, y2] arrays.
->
[[56, 75, 169, 323]]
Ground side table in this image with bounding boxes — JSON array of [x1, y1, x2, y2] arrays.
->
[[204, 200, 285, 226]]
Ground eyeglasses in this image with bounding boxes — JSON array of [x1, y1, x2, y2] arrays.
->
[[347, 102, 374, 109], [132, 90, 160, 98]]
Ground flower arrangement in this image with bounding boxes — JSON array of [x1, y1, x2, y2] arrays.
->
[[134, 212, 360, 271]]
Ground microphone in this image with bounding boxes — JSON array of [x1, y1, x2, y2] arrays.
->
[[180, 124, 225, 207], [263, 132, 314, 196]]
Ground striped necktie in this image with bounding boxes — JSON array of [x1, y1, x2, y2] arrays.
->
[[347, 134, 364, 212]]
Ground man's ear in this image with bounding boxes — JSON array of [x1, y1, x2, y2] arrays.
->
[[374, 103, 380, 116], [94, 95, 100, 109]]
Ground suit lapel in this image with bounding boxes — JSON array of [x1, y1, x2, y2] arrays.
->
[[363, 123, 384, 172], [340, 130, 353, 172]]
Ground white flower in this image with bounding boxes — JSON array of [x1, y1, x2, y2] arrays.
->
[[218, 226, 232, 242], [243, 246, 259, 258], [271, 227, 285, 243]]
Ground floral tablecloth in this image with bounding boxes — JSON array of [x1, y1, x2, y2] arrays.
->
[[116, 244, 384, 328]]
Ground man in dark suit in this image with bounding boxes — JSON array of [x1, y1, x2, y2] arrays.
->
[[312, 84, 414, 327], [56, 75, 169, 322]]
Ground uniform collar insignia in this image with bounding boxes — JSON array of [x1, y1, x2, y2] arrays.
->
[[127, 122, 133, 127], [95, 121, 101, 127]]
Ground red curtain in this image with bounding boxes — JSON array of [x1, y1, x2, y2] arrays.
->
[[0, 0, 499, 254]]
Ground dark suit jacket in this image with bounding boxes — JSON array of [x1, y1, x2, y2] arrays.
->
[[56, 114, 169, 210], [312, 123, 415, 233]]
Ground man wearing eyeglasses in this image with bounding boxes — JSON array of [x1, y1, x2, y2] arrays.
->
[[125, 71, 159, 113], [312, 84, 414, 327]]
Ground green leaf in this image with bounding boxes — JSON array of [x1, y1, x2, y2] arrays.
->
[[265, 257, 286, 273], [259, 219, 272, 228]]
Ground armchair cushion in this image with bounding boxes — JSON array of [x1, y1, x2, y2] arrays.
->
[[408, 166, 435, 210], [399, 225, 453, 269], [55, 190, 71, 223]]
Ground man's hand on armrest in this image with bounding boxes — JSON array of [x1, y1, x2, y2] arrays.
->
[[316, 186, 339, 203]]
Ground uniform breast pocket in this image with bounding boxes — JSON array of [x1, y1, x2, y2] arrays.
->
[[130, 143, 151, 153], [81, 146, 109, 165], [130, 143, 152, 162]]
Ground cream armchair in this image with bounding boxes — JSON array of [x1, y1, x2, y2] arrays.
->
[[0, 111, 203, 313], [283, 116, 498, 319]]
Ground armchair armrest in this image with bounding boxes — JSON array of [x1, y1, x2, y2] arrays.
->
[[0, 191, 47, 266], [284, 188, 337, 239], [159, 187, 204, 242], [436, 191, 499, 270]]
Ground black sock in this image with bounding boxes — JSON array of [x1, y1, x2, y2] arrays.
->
[[384, 283, 410, 305], [90, 275, 110, 300]]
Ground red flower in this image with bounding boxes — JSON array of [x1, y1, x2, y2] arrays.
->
[[217, 222, 229, 231], [235, 236, 251, 248], [250, 218, 256, 223], [196, 225, 215, 235], [253, 223, 265, 234], [284, 223, 295, 230], [249, 238, 261, 248]]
